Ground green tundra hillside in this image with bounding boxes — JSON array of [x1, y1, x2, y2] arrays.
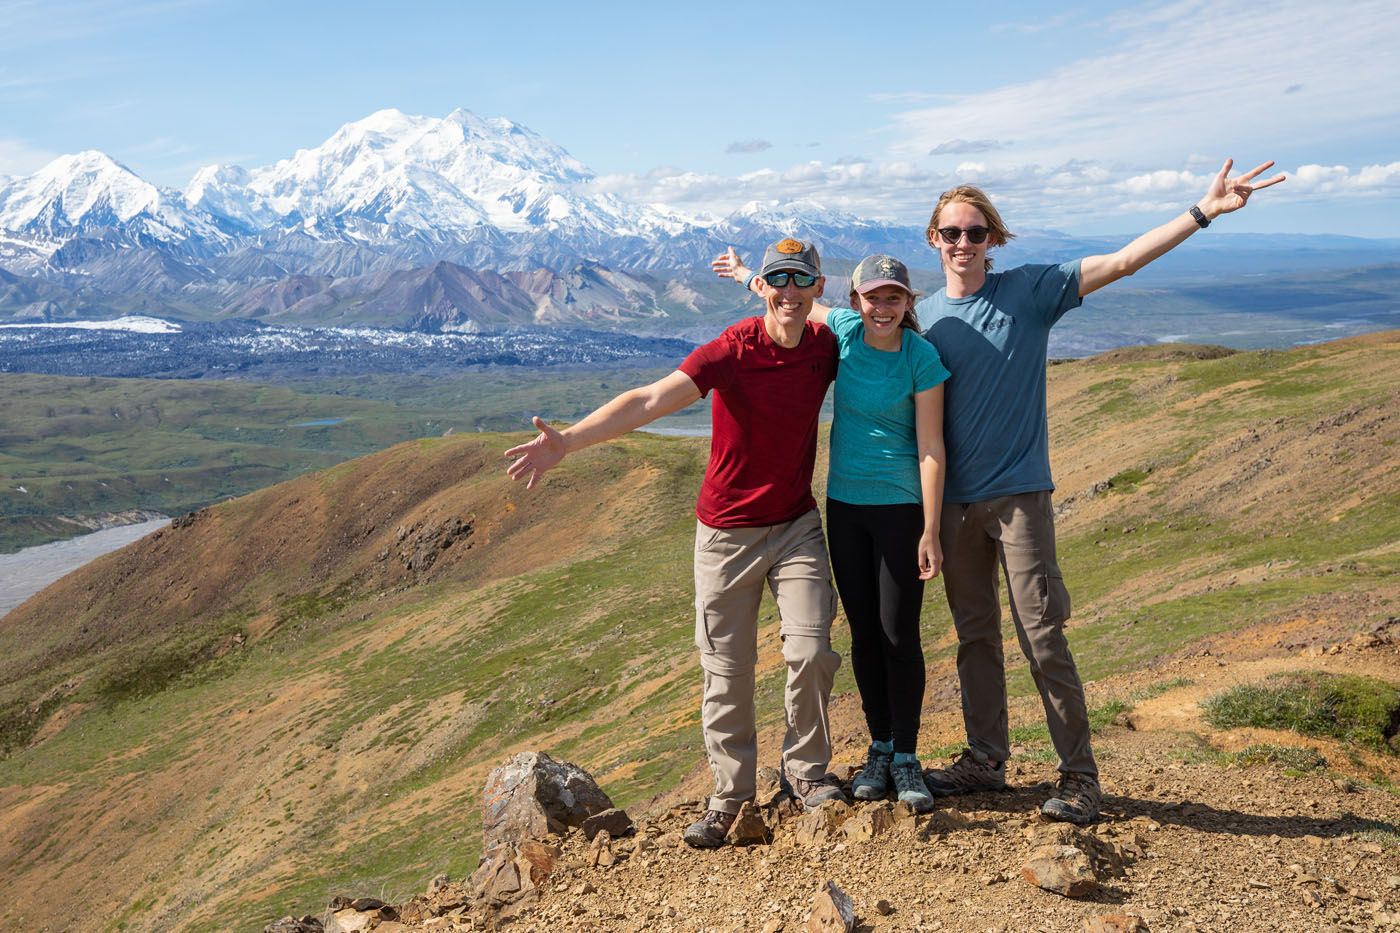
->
[[0, 331, 1396, 931]]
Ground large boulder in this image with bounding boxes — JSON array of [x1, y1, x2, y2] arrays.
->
[[474, 751, 613, 906], [480, 751, 614, 855]]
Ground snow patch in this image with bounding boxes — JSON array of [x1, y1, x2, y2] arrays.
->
[[0, 315, 182, 333]]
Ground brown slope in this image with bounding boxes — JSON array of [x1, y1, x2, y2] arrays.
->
[[0, 431, 696, 701]]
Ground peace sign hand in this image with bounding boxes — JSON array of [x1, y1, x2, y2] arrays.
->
[[1199, 158, 1287, 218]]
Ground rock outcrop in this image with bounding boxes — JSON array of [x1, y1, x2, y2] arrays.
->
[[470, 751, 615, 907]]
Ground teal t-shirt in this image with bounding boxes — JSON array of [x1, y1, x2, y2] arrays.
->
[[826, 307, 950, 506], [919, 261, 1082, 503]]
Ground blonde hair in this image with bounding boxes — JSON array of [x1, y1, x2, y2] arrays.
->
[[926, 185, 1015, 272], [849, 288, 920, 331]]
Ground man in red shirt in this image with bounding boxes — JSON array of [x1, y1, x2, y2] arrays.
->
[[506, 238, 845, 847]]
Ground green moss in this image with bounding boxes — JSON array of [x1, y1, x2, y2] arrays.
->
[[1107, 468, 1150, 492]]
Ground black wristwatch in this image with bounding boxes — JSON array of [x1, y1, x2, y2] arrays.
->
[[1189, 205, 1210, 228]]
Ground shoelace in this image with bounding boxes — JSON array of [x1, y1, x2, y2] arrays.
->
[[891, 763, 925, 794]]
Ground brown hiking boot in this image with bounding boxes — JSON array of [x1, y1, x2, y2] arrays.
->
[[1040, 771, 1102, 825], [682, 808, 736, 848], [923, 748, 1007, 797], [782, 769, 846, 811]]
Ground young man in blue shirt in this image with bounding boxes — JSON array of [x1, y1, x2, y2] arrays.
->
[[920, 159, 1285, 823]]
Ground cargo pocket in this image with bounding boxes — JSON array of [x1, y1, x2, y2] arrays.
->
[[695, 596, 717, 654], [1044, 570, 1071, 623]]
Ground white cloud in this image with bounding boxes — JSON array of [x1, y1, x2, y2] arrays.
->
[[726, 139, 772, 155], [599, 156, 1400, 228], [1290, 162, 1400, 193], [887, 0, 1400, 168], [1114, 169, 1211, 196]]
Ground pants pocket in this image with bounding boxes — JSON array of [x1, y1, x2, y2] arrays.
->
[[1045, 571, 1071, 622]]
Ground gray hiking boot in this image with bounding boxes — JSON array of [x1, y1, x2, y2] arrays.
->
[[890, 757, 935, 813], [782, 769, 846, 811], [851, 745, 894, 801], [682, 808, 736, 848], [1040, 772, 1102, 825], [923, 748, 1007, 797]]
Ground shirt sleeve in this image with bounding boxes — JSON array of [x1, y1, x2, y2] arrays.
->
[[826, 307, 861, 349], [1027, 260, 1084, 326], [910, 336, 951, 393], [678, 333, 733, 397]]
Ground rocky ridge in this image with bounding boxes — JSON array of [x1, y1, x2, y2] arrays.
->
[[271, 622, 1400, 933]]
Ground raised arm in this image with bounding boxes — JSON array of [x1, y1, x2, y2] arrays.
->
[[1078, 159, 1286, 298], [504, 370, 702, 489], [913, 384, 946, 580], [712, 246, 833, 325]]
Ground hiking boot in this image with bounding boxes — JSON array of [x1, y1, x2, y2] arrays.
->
[[782, 769, 846, 811], [890, 757, 935, 813], [923, 748, 1007, 797], [851, 745, 894, 801], [682, 808, 736, 848], [1040, 772, 1102, 825]]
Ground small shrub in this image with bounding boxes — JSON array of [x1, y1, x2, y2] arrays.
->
[[1350, 818, 1400, 848], [1202, 672, 1400, 753], [93, 631, 243, 704], [1232, 743, 1327, 772], [1107, 468, 1150, 492], [0, 694, 63, 757]]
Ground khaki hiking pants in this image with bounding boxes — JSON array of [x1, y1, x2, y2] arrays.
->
[[694, 509, 840, 815], [939, 491, 1097, 778]]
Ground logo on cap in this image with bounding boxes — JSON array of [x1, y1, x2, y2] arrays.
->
[[877, 257, 898, 277], [775, 238, 805, 254]]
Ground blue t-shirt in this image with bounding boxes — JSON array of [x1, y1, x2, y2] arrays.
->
[[919, 261, 1082, 503], [826, 307, 950, 506]]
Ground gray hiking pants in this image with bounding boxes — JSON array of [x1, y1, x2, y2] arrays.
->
[[939, 491, 1097, 777]]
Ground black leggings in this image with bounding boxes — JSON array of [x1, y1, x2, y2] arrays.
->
[[826, 497, 927, 753]]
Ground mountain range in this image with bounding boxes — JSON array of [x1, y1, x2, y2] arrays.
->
[[3, 107, 1400, 335]]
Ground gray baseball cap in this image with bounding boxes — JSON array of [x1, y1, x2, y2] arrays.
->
[[851, 254, 919, 297], [758, 237, 821, 277]]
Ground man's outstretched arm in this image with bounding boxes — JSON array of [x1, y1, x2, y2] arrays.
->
[[1078, 159, 1286, 297], [504, 370, 702, 489]]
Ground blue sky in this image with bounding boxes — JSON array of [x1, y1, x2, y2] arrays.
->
[[3, 0, 1398, 234]]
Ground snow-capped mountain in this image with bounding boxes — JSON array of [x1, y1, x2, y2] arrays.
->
[[188, 108, 688, 243], [0, 151, 227, 256]]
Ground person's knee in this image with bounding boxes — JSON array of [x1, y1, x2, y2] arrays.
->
[[782, 633, 840, 674], [956, 623, 1003, 649]]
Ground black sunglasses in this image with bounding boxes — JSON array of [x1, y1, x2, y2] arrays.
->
[[763, 271, 819, 288], [935, 225, 991, 245]]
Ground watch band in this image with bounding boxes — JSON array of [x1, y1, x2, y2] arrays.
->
[[1189, 206, 1210, 228]]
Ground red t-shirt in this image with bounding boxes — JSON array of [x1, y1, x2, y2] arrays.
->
[[679, 316, 837, 527]]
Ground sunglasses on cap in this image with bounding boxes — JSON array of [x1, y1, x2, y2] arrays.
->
[[935, 225, 991, 245], [763, 271, 819, 288]]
